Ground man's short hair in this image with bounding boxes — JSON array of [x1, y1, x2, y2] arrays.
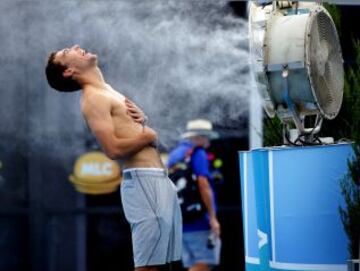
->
[[45, 51, 81, 92]]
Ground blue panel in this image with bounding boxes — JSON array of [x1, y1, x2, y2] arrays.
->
[[240, 152, 260, 261], [271, 144, 351, 264], [239, 143, 352, 271], [251, 149, 272, 268]]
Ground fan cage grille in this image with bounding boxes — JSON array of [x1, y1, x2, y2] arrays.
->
[[307, 9, 344, 119]]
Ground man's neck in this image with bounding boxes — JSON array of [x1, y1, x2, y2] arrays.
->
[[79, 67, 107, 92]]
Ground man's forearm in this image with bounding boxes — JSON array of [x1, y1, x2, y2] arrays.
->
[[198, 176, 216, 219], [115, 135, 153, 158], [198, 176, 221, 237], [106, 127, 156, 159]]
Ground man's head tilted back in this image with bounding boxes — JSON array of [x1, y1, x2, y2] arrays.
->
[[45, 45, 97, 92]]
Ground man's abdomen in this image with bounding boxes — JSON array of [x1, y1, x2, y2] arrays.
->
[[123, 145, 164, 169]]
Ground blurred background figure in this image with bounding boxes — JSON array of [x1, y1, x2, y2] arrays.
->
[[167, 119, 221, 271]]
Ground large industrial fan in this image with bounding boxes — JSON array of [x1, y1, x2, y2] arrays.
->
[[249, 1, 344, 144]]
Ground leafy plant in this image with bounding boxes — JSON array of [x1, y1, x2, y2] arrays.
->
[[339, 145, 360, 259], [263, 116, 282, 147], [319, 5, 360, 260]]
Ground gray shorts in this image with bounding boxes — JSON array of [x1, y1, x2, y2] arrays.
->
[[121, 168, 182, 268], [182, 230, 221, 268]]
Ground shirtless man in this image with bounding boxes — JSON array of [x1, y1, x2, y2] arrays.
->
[[45, 45, 182, 271]]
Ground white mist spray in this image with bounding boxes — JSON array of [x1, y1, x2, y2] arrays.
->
[[1, 0, 252, 151]]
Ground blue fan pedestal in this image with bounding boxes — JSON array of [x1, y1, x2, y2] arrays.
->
[[239, 143, 352, 271]]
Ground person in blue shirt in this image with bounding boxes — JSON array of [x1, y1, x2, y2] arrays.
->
[[167, 119, 221, 271]]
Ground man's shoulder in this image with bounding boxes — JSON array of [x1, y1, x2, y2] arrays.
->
[[191, 148, 209, 173], [81, 91, 112, 113], [192, 147, 206, 159], [84, 90, 111, 102]]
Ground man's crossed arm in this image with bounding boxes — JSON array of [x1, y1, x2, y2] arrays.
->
[[83, 94, 156, 160]]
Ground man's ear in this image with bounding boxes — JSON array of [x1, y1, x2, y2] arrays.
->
[[63, 67, 75, 78]]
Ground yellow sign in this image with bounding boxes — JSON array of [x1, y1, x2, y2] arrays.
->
[[69, 151, 121, 195]]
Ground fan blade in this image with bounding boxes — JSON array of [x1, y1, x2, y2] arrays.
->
[[317, 71, 334, 110]]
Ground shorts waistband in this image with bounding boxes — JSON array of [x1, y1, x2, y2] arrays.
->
[[122, 168, 167, 180]]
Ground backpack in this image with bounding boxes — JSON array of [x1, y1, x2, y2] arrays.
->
[[168, 147, 206, 222]]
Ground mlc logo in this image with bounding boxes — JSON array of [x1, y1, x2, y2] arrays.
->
[[80, 162, 113, 176]]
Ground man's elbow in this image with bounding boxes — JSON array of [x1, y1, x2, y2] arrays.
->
[[197, 176, 210, 191]]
